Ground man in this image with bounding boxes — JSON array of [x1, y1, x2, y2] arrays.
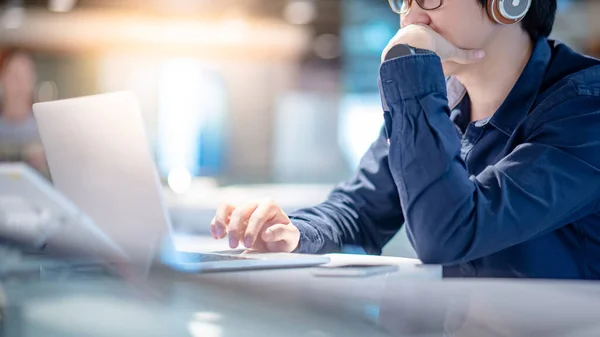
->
[[211, 0, 600, 278]]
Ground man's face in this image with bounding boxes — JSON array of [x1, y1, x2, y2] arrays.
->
[[400, 0, 497, 75]]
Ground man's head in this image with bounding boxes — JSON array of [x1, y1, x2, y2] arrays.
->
[[396, 0, 557, 74], [399, 0, 557, 46]]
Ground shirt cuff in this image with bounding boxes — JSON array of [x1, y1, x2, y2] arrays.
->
[[290, 219, 322, 254], [379, 53, 446, 103]]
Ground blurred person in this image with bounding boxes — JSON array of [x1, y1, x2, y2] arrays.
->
[[0, 49, 47, 176], [211, 0, 600, 279]]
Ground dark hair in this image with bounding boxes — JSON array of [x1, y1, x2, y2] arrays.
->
[[479, 0, 557, 41]]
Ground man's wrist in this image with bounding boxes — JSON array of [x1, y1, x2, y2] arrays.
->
[[291, 235, 301, 253], [383, 44, 436, 62], [384, 44, 415, 61], [289, 219, 322, 254]]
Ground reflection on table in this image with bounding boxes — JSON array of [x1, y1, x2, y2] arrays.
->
[[2, 252, 600, 337]]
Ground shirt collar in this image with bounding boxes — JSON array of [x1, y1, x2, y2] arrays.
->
[[446, 37, 551, 136]]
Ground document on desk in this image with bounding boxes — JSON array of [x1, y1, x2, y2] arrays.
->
[[323, 254, 442, 279], [323, 254, 420, 267]]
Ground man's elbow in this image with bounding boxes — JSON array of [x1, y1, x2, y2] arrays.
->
[[408, 209, 477, 265], [412, 237, 470, 265], [415, 248, 458, 265]]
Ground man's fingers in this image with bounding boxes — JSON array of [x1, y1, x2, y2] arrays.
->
[[450, 49, 485, 65], [262, 224, 285, 242], [261, 224, 300, 253], [228, 202, 259, 248], [213, 199, 294, 251], [210, 216, 218, 239], [214, 203, 235, 239], [245, 199, 279, 248], [266, 240, 292, 253]]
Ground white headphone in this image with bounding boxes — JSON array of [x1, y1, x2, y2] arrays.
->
[[487, 0, 532, 25]]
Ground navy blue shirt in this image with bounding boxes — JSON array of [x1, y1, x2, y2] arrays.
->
[[289, 38, 600, 279]]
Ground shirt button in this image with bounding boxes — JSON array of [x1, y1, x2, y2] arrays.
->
[[460, 262, 476, 277]]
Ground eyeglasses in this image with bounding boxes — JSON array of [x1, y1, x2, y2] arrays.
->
[[388, 0, 444, 14]]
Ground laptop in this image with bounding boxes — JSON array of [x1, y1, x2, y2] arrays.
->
[[32, 91, 329, 273], [0, 162, 126, 261]]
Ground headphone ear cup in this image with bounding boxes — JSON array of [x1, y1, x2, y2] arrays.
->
[[487, 0, 500, 24], [487, 0, 531, 25]]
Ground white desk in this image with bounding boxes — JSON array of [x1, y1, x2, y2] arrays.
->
[[4, 243, 600, 337], [171, 234, 442, 318]]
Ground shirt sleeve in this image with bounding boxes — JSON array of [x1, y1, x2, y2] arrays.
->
[[379, 54, 600, 265], [289, 128, 405, 255]]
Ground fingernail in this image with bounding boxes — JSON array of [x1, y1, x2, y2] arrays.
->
[[474, 50, 485, 59], [216, 227, 224, 238], [229, 234, 238, 248], [244, 236, 252, 248]]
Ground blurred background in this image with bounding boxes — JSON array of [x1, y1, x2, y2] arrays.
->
[[0, 0, 594, 255]]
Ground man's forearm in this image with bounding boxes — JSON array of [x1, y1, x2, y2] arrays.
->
[[379, 52, 600, 265], [289, 189, 403, 255], [289, 130, 405, 255]]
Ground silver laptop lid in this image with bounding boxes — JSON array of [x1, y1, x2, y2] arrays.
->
[[0, 162, 127, 261], [33, 91, 172, 267]]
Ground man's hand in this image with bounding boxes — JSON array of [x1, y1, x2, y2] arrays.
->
[[382, 24, 485, 64], [211, 199, 301, 253]]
